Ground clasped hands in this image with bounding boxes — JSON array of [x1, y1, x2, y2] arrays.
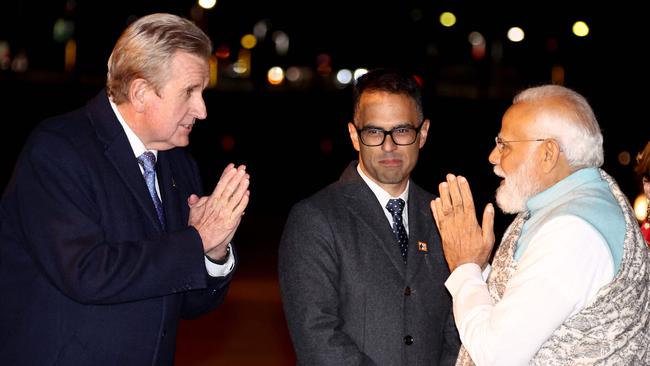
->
[[188, 163, 250, 262], [431, 174, 495, 272]]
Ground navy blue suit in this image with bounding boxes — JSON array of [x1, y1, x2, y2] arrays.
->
[[0, 90, 233, 365]]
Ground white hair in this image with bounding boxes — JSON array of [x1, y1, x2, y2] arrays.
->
[[513, 84, 604, 169]]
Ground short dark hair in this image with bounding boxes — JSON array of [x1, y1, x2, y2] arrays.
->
[[352, 68, 423, 123]]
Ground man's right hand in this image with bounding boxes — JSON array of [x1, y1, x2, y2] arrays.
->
[[188, 163, 250, 260]]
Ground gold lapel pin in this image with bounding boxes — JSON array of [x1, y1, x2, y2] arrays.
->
[[418, 241, 428, 253]]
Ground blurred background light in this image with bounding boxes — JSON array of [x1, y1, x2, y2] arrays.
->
[[241, 34, 257, 50], [353, 68, 368, 82], [572, 21, 590, 37], [439, 12, 457, 27], [267, 66, 284, 85], [198, 0, 217, 10], [507, 27, 525, 42]]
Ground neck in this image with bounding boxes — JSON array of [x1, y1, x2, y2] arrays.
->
[[540, 157, 573, 191], [116, 103, 149, 147]]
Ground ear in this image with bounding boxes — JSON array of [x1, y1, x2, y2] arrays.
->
[[348, 122, 361, 152], [540, 138, 562, 173], [418, 119, 430, 148], [128, 78, 150, 113]]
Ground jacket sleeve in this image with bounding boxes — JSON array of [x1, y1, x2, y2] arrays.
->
[[278, 200, 377, 366], [180, 241, 236, 319], [10, 128, 217, 305], [175, 151, 235, 318]]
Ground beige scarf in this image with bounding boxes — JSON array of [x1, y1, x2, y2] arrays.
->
[[456, 170, 650, 365]]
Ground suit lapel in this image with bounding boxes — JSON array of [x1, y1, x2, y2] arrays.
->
[[87, 90, 165, 232], [339, 163, 407, 278], [104, 136, 164, 231], [157, 152, 183, 231], [405, 185, 435, 282]]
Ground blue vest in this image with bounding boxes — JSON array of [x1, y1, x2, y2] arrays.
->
[[515, 168, 625, 273]]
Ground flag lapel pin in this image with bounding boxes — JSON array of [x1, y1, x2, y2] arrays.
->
[[418, 241, 428, 252]]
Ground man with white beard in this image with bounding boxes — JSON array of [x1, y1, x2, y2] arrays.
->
[[431, 84, 650, 366]]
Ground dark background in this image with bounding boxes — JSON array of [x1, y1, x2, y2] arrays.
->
[[1, 1, 649, 364]]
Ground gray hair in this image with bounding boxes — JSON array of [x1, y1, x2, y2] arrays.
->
[[513, 84, 604, 169], [106, 13, 212, 104]]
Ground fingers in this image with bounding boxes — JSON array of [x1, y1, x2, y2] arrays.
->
[[218, 163, 235, 180], [225, 175, 250, 215], [437, 174, 463, 216], [187, 194, 200, 206], [439, 174, 477, 218], [482, 203, 495, 244], [433, 173, 496, 271], [232, 190, 250, 218], [188, 194, 208, 207], [446, 174, 464, 213], [211, 164, 246, 200], [202, 164, 250, 221], [438, 181, 452, 215], [457, 176, 476, 214], [431, 198, 442, 232]]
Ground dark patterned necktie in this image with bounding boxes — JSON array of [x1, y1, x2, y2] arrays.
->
[[386, 198, 408, 263], [137, 151, 165, 228]]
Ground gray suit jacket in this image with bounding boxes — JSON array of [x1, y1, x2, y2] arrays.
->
[[279, 162, 460, 366]]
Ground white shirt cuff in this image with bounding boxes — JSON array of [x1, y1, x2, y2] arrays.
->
[[204, 244, 235, 277], [445, 262, 484, 297]]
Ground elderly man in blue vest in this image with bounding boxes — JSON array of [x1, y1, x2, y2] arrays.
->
[[432, 84, 650, 365]]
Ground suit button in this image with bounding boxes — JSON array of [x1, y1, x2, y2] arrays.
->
[[404, 335, 413, 345], [161, 329, 167, 339], [404, 286, 411, 296]]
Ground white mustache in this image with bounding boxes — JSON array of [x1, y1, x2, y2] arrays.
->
[[493, 165, 506, 178]]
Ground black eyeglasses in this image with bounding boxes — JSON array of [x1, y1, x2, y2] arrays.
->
[[494, 136, 546, 153], [356, 124, 423, 146]]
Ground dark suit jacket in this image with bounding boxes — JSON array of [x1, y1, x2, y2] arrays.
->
[[0, 90, 233, 365], [279, 162, 460, 366]]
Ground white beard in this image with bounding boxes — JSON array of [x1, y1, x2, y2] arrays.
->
[[494, 159, 543, 214]]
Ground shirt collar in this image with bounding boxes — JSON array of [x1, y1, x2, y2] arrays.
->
[[109, 98, 158, 160]]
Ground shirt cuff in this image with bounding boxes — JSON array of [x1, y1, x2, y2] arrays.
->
[[445, 262, 484, 298], [204, 244, 235, 277]]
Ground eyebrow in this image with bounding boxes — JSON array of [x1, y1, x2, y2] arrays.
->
[[187, 83, 201, 91], [361, 122, 414, 129]]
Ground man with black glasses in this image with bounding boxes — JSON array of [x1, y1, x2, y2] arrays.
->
[[279, 68, 460, 365]]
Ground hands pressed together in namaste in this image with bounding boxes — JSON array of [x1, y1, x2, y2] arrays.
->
[[431, 174, 495, 272], [188, 163, 250, 262]]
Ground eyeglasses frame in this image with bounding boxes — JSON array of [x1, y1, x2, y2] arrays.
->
[[355, 123, 424, 147], [494, 136, 548, 153]]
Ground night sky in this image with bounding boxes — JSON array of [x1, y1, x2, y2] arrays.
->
[[1, 0, 649, 214]]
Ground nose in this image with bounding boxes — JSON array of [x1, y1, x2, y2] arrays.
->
[[488, 146, 500, 165], [193, 95, 207, 120], [381, 133, 398, 152]]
